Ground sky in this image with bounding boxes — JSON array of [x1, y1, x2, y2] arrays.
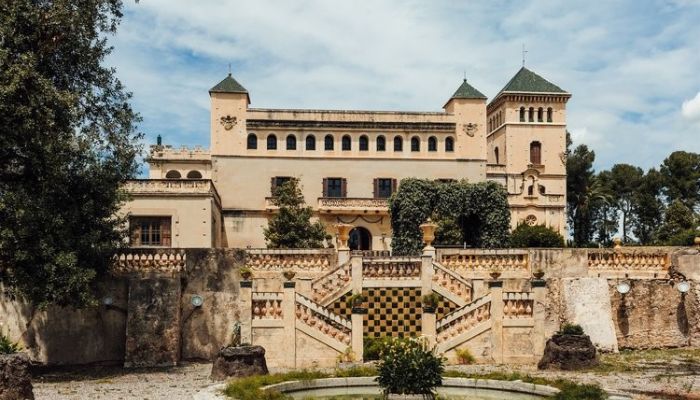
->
[[108, 0, 700, 173]]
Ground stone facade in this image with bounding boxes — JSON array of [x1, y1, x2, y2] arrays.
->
[[121, 67, 569, 251]]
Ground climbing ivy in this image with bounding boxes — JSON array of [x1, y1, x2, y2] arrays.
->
[[389, 179, 511, 255]]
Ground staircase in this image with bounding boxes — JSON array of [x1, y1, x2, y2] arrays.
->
[[436, 294, 492, 353], [432, 261, 473, 307], [295, 292, 352, 352], [310, 261, 352, 306]]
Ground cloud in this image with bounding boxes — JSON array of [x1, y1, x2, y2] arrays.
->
[[107, 0, 700, 173], [682, 92, 700, 121]]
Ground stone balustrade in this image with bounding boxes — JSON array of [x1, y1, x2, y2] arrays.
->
[[436, 295, 492, 343], [588, 250, 669, 272], [149, 144, 211, 160], [432, 262, 472, 303], [311, 262, 352, 303], [502, 292, 534, 318], [295, 293, 351, 345], [362, 260, 421, 280], [439, 252, 529, 274], [112, 248, 186, 274], [252, 292, 284, 320], [317, 197, 389, 213], [245, 249, 335, 272]]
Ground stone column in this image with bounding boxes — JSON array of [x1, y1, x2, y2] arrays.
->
[[351, 255, 363, 293], [488, 279, 504, 364], [283, 281, 297, 368], [421, 255, 434, 296], [422, 308, 437, 348], [239, 280, 253, 346], [351, 308, 365, 361], [338, 248, 350, 266], [531, 279, 547, 359]]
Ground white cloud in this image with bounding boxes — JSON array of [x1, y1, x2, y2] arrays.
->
[[682, 92, 700, 120]]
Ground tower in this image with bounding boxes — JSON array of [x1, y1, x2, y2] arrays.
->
[[443, 79, 488, 167], [209, 73, 250, 156]]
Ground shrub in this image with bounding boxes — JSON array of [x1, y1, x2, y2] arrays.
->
[[0, 332, 20, 355], [558, 323, 584, 335], [455, 347, 475, 365], [510, 224, 565, 248], [363, 336, 390, 361], [422, 293, 440, 309], [554, 382, 606, 400], [376, 337, 444, 396]]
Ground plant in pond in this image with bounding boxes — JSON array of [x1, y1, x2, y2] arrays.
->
[[558, 322, 585, 335], [454, 347, 475, 365], [376, 337, 444, 397], [0, 331, 20, 354]]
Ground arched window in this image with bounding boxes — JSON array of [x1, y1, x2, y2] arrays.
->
[[247, 133, 257, 149], [286, 134, 297, 150], [165, 170, 181, 179], [537, 107, 543, 122], [359, 135, 369, 151], [267, 134, 277, 150], [519, 107, 526, 122], [377, 135, 386, 151], [530, 141, 542, 164], [528, 107, 534, 122], [528, 184, 534, 196], [324, 135, 334, 151], [394, 136, 403, 152], [494, 147, 500, 164], [445, 137, 454, 152], [547, 107, 553, 122], [186, 170, 202, 179], [428, 136, 437, 152], [342, 135, 351, 151], [411, 136, 420, 152], [305, 135, 316, 150]]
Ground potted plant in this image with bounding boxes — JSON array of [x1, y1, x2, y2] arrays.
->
[[347, 292, 367, 313], [422, 293, 440, 313], [282, 270, 296, 281], [240, 266, 252, 280]]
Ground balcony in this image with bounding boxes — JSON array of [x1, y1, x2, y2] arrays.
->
[[123, 179, 221, 206], [318, 197, 389, 214]]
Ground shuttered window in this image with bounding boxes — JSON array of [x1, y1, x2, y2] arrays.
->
[[373, 178, 397, 199], [270, 176, 292, 195], [323, 178, 346, 198], [130, 217, 171, 247]]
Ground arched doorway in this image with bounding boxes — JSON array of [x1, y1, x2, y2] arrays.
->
[[348, 227, 371, 250]]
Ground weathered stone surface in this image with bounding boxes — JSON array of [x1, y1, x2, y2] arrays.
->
[[124, 277, 181, 368], [537, 334, 598, 370], [0, 353, 34, 400], [561, 278, 618, 352], [210, 345, 268, 380]]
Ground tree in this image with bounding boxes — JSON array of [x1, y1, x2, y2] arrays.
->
[[631, 168, 664, 245], [608, 164, 644, 242], [510, 224, 565, 248], [660, 151, 700, 211], [0, 1, 142, 307], [566, 136, 605, 246], [264, 179, 330, 248], [656, 200, 697, 244]]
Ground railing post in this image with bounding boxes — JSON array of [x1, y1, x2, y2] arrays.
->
[[531, 279, 547, 359], [338, 248, 350, 266], [488, 279, 504, 364], [283, 281, 297, 368], [422, 307, 437, 348], [421, 255, 434, 295], [351, 255, 363, 293], [351, 308, 365, 362], [239, 280, 253, 345]]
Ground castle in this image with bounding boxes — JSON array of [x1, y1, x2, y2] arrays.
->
[[121, 66, 570, 250]]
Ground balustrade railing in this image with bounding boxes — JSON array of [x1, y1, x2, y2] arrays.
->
[[113, 248, 186, 273], [317, 197, 389, 210], [502, 292, 533, 318], [587, 250, 668, 272], [432, 262, 472, 303], [436, 295, 491, 343], [295, 293, 351, 345], [439, 253, 529, 274], [363, 260, 421, 280], [252, 292, 284, 320], [245, 249, 335, 272], [311, 261, 352, 303]]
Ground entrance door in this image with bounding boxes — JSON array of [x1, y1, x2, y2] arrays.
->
[[348, 227, 372, 250]]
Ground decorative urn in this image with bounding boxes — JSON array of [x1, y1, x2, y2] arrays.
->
[[419, 218, 438, 247], [336, 223, 353, 250]]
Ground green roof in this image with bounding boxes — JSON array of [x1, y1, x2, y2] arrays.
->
[[209, 73, 248, 94], [450, 79, 487, 99], [498, 67, 566, 94]]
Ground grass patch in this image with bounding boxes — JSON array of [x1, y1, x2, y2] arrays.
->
[[593, 348, 700, 374]]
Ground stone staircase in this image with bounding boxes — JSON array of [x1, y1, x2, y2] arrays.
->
[[310, 261, 351, 306], [432, 261, 473, 306], [436, 294, 492, 353], [294, 292, 352, 352]]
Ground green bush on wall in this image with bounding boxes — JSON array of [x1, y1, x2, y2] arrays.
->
[[389, 179, 511, 255], [510, 224, 565, 248]]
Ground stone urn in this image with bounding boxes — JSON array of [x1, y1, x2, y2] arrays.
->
[[211, 345, 269, 381], [336, 223, 353, 250], [0, 353, 34, 400], [537, 334, 598, 370], [694, 236, 700, 247], [419, 219, 438, 248]]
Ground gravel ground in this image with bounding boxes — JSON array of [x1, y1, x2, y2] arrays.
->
[[32, 353, 700, 400]]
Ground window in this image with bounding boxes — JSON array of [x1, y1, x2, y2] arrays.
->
[[130, 217, 171, 247], [393, 136, 403, 151], [411, 136, 420, 152], [494, 147, 500, 164], [323, 178, 346, 198], [271, 176, 292, 195], [376, 135, 386, 151], [286, 135, 297, 150], [165, 170, 181, 179], [247, 134, 257, 149], [374, 178, 397, 199], [547, 107, 553, 122], [324, 135, 334, 150], [342, 135, 352, 151], [359, 135, 369, 151], [267, 134, 277, 150], [527, 184, 534, 196], [528, 107, 534, 122], [445, 137, 454, 152], [186, 170, 202, 179], [306, 135, 316, 150], [428, 136, 437, 152], [538, 185, 546, 195], [519, 107, 526, 122], [530, 141, 542, 164], [537, 107, 543, 122]]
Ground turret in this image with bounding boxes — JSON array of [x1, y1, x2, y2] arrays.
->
[[443, 79, 488, 161], [209, 73, 250, 155]]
